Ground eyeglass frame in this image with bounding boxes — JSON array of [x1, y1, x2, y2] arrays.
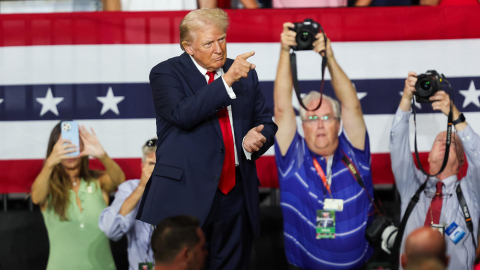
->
[[302, 114, 339, 124]]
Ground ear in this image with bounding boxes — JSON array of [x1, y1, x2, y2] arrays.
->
[[400, 254, 407, 268], [174, 246, 189, 264], [183, 41, 194, 56]]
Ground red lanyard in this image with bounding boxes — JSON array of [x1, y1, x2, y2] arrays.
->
[[312, 157, 331, 196]]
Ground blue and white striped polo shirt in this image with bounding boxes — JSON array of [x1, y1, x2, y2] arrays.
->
[[275, 130, 374, 270]]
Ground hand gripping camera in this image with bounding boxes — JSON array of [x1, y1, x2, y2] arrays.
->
[[289, 19, 321, 51], [414, 70, 443, 103]]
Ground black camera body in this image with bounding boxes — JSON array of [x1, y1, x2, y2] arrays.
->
[[366, 215, 398, 255], [366, 216, 394, 244], [289, 19, 321, 51], [414, 70, 443, 103]]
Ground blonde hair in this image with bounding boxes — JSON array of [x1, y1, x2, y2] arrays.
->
[[299, 92, 341, 121], [179, 8, 229, 51]]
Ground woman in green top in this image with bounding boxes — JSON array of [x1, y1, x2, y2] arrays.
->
[[31, 122, 126, 270]]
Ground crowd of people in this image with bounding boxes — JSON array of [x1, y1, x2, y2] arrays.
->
[[25, 5, 480, 270]]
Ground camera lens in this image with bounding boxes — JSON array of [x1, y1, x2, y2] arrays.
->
[[420, 79, 431, 91], [300, 31, 310, 42], [296, 30, 313, 49]]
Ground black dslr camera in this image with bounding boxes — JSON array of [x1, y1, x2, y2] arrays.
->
[[414, 70, 443, 103], [289, 19, 321, 51]]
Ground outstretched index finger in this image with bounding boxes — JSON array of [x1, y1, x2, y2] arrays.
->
[[239, 51, 255, 61]]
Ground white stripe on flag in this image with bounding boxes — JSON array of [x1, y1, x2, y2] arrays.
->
[[2, 39, 480, 85]]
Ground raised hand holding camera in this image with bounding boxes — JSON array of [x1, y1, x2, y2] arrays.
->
[[288, 19, 328, 112], [312, 33, 333, 59], [280, 23, 297, 52], [414, 70, 443, 103], [223, 51, 256, 87]]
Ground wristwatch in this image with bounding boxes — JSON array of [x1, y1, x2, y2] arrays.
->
[[452, 113, 466, 125]]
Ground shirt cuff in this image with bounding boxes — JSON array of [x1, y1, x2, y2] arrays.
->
[[222, 77, 236, 99], [242, 136, 252, 160]]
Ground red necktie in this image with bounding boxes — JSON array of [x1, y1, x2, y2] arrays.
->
[[424, 181, 443, 226], [206, 71, 236, 195]]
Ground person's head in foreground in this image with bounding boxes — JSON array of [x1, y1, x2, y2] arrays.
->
[[401, 227, 449, 269], [404, 257, 446, 270], [300, 92, 341, 157], [152, 215, 207, 270], [180, 8, 229, 72]]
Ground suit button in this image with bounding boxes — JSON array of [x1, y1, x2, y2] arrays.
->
[[220, 148, 224, 153], [214, 175, 219, 181]]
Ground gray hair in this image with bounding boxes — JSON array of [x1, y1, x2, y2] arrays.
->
[[142, 138, 157, 163], [299, 91, 341, 121], [179, 8, 229, 51]]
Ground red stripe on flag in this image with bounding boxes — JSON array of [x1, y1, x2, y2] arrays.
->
[[0, 153, 468, 193], [1, 6, 480, 47]]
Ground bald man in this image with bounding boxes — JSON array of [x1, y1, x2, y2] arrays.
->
[[401, 227, 449, 268], [390, 72, 480, 270], [404, 258, 446, 270]]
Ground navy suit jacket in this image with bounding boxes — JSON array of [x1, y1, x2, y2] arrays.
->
[[136, 52, 277, 237]]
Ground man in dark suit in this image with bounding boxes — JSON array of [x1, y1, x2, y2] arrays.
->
[[136, 8, 277, 270]]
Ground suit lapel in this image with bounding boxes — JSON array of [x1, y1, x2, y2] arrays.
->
[[179, 53, 207, 94]]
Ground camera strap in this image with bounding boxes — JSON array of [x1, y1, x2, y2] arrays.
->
[[340, 150, 384, 215], [390, 178, 429, 269], [456, 184, 477, 250], [412, 77, 453, 177], [289, 31, 328, 111]]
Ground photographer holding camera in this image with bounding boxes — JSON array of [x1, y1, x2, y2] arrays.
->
[[390, 71, 480, 270], [274, 22, 374, 270]]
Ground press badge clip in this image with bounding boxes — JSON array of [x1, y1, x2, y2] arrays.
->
[[323, 199, 344, 212], [446, 222, 466, 244]]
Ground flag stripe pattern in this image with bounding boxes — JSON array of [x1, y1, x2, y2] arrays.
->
[[1, 7, 480, 193]]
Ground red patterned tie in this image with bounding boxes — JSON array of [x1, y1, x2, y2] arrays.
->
[[424, 181, 443, 226], [206, 71, 236, 194]]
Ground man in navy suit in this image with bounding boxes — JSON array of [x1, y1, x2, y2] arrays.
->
[[136, 8, 277, 270]]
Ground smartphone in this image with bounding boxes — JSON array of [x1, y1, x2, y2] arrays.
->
[[61, 121, 80, 157]]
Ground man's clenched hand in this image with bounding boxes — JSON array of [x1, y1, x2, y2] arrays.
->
[[243, 125, 267, 153]]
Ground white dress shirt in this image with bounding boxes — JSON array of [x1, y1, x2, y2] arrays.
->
[[390, 108, 480, 270], [189, 55, 252, 163]]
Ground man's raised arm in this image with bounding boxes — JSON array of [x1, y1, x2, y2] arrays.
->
[[316, 35, 366, 150], [274, 23, 297, 156]]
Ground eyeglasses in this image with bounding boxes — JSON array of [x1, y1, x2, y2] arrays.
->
[[423, 190, 453, 199], [303, 115, 337, 124], [145, 139, 157, 148]]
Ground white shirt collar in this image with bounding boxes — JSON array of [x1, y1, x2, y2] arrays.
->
[[189, 55, 223, 76]]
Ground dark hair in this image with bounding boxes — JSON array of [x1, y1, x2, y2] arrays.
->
[[151, 215, 201, 264], [45, 122, 96, 221]]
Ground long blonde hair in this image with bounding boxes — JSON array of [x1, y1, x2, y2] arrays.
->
[[45, 122, 96, 221]]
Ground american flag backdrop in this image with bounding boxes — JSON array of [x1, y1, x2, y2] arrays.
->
[[1, 7, 480, 194]]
